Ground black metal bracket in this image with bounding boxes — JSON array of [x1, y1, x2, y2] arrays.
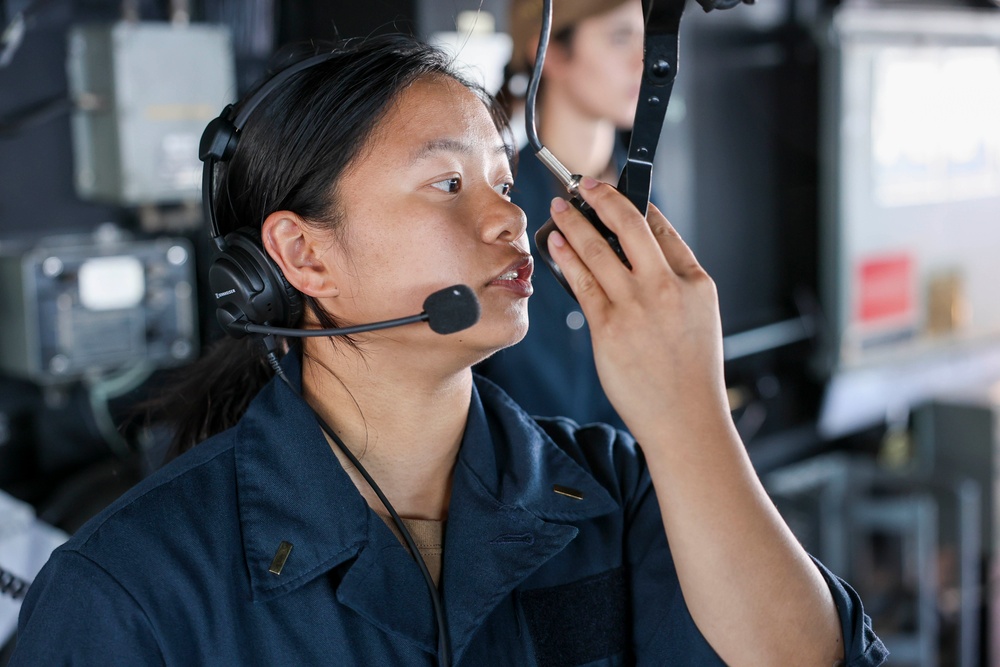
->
[[616, 0, 686, 216]]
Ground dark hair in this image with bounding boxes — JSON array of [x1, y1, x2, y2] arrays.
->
[[144, 34, 512, 461]]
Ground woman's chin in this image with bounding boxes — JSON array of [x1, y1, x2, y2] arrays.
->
[[464, 324, 528, 364]]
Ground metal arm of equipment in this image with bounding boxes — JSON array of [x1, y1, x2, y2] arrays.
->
[[616, 0, 685, 217], [621, 0, 754, 213]]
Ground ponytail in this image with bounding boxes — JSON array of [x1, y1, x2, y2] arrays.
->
[[141, 335, 284, 462]]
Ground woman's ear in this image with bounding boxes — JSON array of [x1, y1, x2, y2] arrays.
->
[[261, 211, 340, 298]]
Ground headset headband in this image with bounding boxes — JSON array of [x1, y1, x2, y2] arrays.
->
[[198, 51, 340, 248]]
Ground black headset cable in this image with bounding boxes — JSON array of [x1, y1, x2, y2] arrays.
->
[[263, 338, 452, 667]]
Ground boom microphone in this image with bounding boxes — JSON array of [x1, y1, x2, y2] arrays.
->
[[233, 284, 481, 338]]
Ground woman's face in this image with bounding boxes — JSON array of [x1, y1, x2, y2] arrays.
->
[[321, 76, 531, 358], [557, 1, 646, 128]]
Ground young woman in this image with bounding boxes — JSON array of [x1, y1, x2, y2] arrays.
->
[[477, 0, 648, 430], [11, 35, 886, 666]]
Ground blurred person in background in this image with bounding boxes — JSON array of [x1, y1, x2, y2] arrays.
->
[[477, 0, 648, 430]]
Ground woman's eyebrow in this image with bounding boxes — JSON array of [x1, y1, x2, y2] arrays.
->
[[409, 139, 509, 165]]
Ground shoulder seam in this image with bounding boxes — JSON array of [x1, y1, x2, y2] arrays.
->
[[76, 442, 234, 548], [55, 549, 167, 665]]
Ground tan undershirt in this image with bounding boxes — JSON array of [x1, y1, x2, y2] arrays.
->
[[373, 508, 445, 588], [319, 432, 446, 585]]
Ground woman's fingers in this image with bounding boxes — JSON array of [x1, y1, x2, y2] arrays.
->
[[546, 178, 712, 314], [644, 202, 704, 279], [544, 199, 610, 309], [574, 179, 709, 281], [573, 178, 669, 278]]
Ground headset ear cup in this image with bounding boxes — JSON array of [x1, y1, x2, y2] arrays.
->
[[232, 227, 304, 327], [208, 228, 303, 333]]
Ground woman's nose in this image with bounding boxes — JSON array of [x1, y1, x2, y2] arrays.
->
[[481, 195, 527, 244]]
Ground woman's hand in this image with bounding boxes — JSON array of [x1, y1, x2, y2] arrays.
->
[[544, 177, 730, 445], [545, 176, 845, 666]]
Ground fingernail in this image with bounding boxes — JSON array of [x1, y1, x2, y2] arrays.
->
[[548, 230, 566, 248], [551, 197, 569, 212], [580, 176, 599, 189]]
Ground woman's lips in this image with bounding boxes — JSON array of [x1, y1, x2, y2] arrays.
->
[[489, 256, 534, 297]]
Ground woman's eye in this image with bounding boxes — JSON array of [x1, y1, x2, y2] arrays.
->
[[495, 182, 512, 197], [431, 177, 461, 194]]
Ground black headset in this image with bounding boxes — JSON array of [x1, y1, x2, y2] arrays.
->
[[198, 52, 340, 338]]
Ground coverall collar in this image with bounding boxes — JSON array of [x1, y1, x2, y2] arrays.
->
[[235, 349, 618, 658]]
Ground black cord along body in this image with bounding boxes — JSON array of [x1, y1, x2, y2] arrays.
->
[[265, 348, 452, 667]]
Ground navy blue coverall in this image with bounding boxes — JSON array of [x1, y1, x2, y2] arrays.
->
[[12, 351, 888, 665]]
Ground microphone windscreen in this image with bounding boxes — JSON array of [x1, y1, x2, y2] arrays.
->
[[423, 285, 481, 334]]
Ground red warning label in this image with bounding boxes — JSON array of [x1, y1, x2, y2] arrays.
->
[[856, 254, 914, 324]]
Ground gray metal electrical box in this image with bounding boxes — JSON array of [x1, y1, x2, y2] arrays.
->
[[0, 231, 199, 384], [67, 22, 235, 205]]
